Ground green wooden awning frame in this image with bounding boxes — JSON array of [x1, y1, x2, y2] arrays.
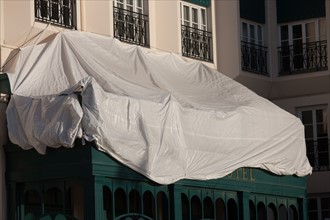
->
[[183, 0, 210, 7]]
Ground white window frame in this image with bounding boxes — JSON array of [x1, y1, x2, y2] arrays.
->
[[278, 18, 326, 46], [241, 20, 264, 46], [114, 0, 144, 14], [297, 105, 329, 171], [180, 1, 207, 31]]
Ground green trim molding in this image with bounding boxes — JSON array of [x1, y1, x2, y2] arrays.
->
[[183, 0, 210, 7]]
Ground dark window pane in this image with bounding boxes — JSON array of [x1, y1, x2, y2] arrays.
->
[[302, 111, 313, 124], [316, 109, 326, 123], [309, 198, 317, 210], [292, 25, 302, 39], [322, 210, 330, 218], [305, 125, 314, 139], [321, 197, 330, 209], [317, 124, 328, 137], [281, 25, 288, 40], [309, 212, 318, 220]]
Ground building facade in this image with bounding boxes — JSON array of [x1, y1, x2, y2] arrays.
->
[[216, 1, 330, 219], [1, 0, 329, 219]]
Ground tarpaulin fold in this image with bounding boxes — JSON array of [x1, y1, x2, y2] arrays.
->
[[5, 31, 312, 184]]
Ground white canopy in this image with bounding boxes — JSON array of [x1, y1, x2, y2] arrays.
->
[[5, 31, 312, 184]]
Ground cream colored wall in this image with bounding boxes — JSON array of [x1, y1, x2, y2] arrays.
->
[[214, 0, 241, 79], [0, 1, 79, 69], [82, 0, 112, 35], [149, 0, 180, 54]]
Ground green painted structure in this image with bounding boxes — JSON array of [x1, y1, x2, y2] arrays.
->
[[5, 141, 308, 220], [183, 0, 210, 7]]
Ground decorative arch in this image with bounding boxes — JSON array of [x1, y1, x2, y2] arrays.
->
[[157, 191, 169, 220], [203, 196, 214, 219], [44, 187, 63, 213], [24, 189, 42, 218], [143, 191, 155, 218], [129, 189, 141, 213], [227, 199, 238, 220], [115, 188, 127, 217], [191, 195, 202, 220], [181, 193, 190, 220], [103, 186, 113, 219], [279, 204, 288, 220], [267, 203, 277, 220], [249, 200, 256, 220], [215, 198, 226, 220], [289, 205, 298, 220], [257, 202, 266, 220]]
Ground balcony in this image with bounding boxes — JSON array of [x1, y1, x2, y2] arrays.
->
[[306, 138, 330, 171], [241, 41, 268, 76], [278, 40, 328, 75], [113, 7, 149, 47], [35, 0, 76, 29], [181, 25, 213, 62]]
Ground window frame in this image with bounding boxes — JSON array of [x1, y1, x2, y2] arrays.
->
[[114, 0, 144, 14], [241, 20, 264, 46], [297, 105, 329, 171], [180, 1, 207, 31], [278, 18, 326, 46], [34, 0, 77, 29]]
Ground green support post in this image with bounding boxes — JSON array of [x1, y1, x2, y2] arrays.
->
[[94, 176, 105, 220], [171, 185, 182, 220], [239, 191, 250, 220]]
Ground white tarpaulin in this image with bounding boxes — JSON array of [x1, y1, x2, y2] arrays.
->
[[5, 31, 312, 184]]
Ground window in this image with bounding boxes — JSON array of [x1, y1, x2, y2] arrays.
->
[[241, 21, 263, 46], [308, 198, 318, 220], [321, 197, 330, 219], [181, 2, 207, 31], [241, 21, 268, 75], [278, 19, 327, 74], [298, 106, 329, 171], [309, 197, 330, 220], [35, 0, 76, 29], [113, 0, 149, 46], [114, 0, 144, 14], [180, 1, 212, 62]]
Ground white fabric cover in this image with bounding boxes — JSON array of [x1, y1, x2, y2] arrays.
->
[[5, 31, 312, 184]]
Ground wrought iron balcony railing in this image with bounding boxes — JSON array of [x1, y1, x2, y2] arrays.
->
[[306, 138, 330, 171], [278, 40, 328, 75], [181, 25, 213, 62], [113, 7, 149, 47], [241, 41, 268, 76], [35, 0, 76, 29]]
